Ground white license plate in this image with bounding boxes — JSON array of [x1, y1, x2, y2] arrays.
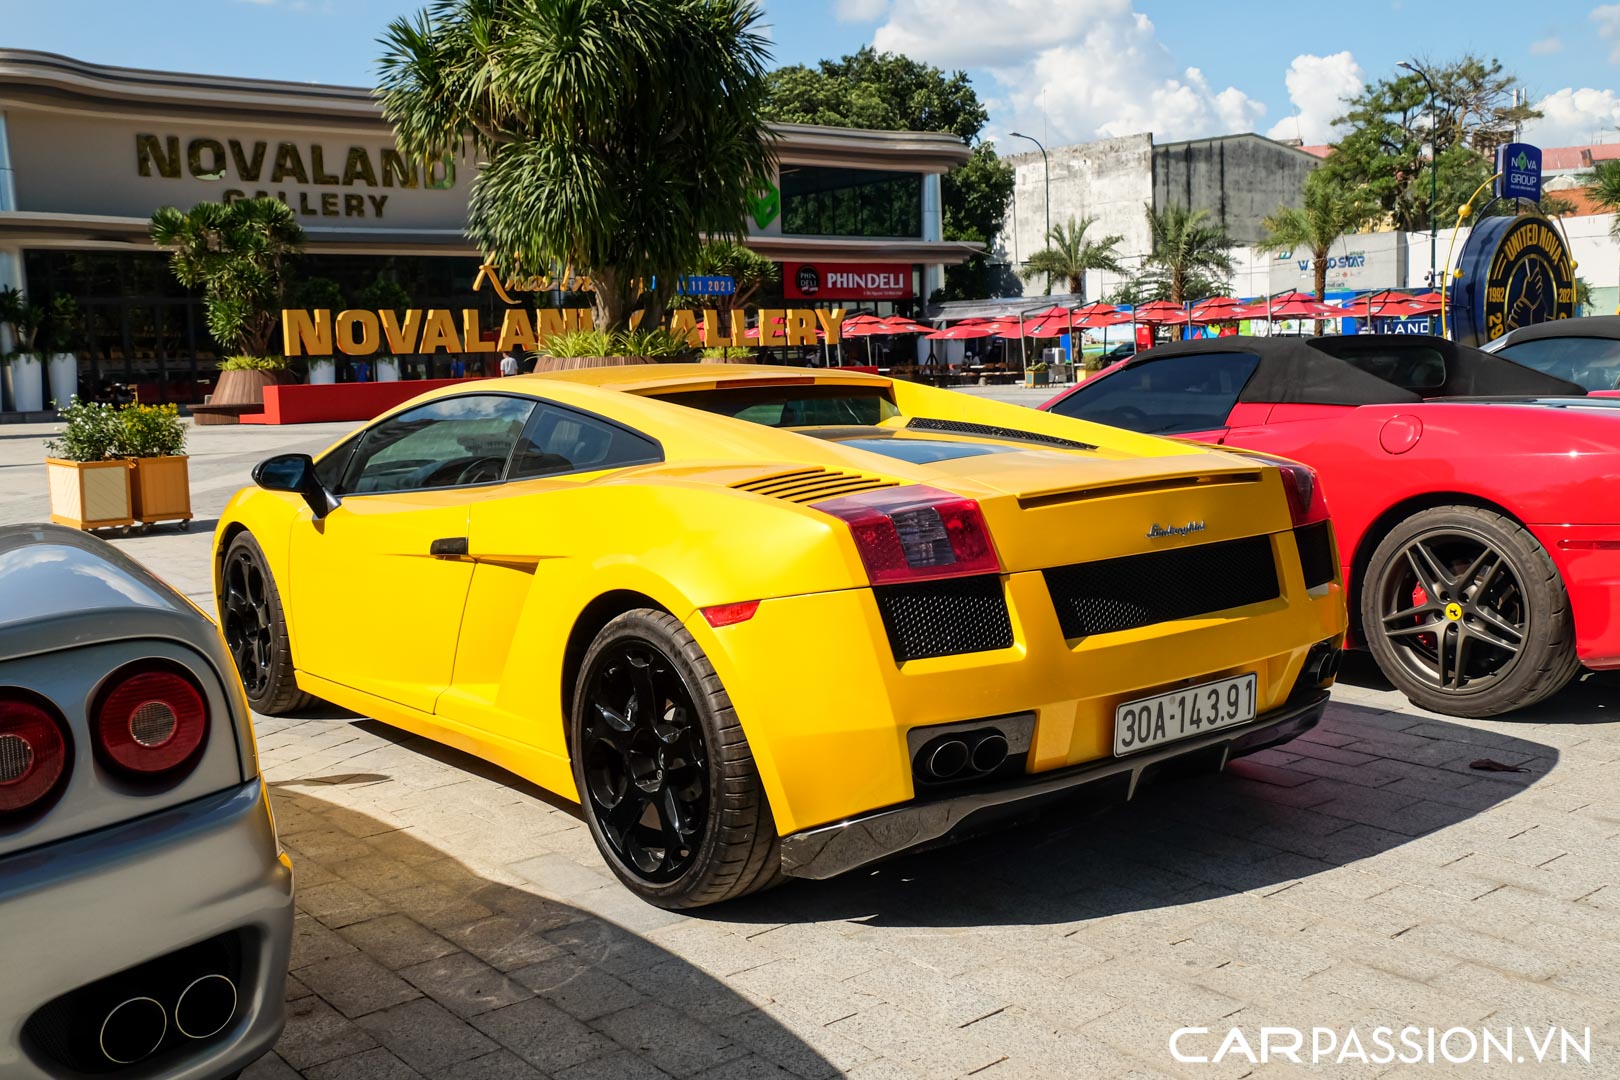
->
[[1114, 673, 1258, 756]]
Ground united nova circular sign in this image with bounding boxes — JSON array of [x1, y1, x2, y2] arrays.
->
[[1451, 211, 1576, 347]]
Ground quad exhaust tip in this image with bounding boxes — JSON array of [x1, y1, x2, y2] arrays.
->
[[97, 973, 238, 1064], [99, 996, 167, 1065]]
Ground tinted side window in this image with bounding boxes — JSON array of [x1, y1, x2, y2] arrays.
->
[[1049, 353, 1261, 434], [1499, 337, 1620, 391], [1331, 343, 1447, 390], [314, 433, 361, 490], [508, 403, 662, 480], [340, 395, 536, 495]]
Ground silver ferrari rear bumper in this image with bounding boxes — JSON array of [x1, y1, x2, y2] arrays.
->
[[0, 780, 294, 1079]]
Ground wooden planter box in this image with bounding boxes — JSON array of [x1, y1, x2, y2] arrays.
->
[[1025, 371, 1050, 387], [46, 458, 134, 531], [532, 356, 658, 372], [130, 455, 193, 528]]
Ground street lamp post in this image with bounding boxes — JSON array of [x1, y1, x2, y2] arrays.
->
[[1398, 60, 1440, 293], [1009, 131, 1050, 281]]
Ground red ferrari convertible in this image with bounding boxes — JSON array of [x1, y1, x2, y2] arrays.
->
[[1043, 334, 1618, 717]]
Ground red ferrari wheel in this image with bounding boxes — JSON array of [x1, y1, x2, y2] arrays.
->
[[1362, 506, 1578, 717]]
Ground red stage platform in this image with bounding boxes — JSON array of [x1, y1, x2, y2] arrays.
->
[[241, 377, 491, 425]]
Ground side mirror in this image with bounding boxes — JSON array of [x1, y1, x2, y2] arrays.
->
[[253, 453, 338, 519]]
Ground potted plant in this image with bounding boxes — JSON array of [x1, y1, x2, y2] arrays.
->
[[44, 294, 82, 407], [358, 274, 412, 382], [43, 397, 134, 531], [0, 286, 47, 413], [117, 400, 191, 529], [294, 276, 346, 384], [1025, 362, 1050, 387], [536, 328, 687, 371], [150, 198, 303, 421]]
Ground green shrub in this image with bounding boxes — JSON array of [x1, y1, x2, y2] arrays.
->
[[218, 354, 287, 372], [540, 330, 613, 358], [700, 346, 756, 360], [115, 401, 187, 458], [44, 397, 120, 462], [613, 327, 689, 358]]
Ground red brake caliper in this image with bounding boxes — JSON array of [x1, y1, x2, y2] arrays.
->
[[1412, 583, 1436, 648]]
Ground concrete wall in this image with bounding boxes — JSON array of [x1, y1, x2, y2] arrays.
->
[[996, 134, 1154, 298], [1152, 135, 1319, 246]]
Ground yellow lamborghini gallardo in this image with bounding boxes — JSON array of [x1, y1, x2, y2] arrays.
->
[[215, 365, 1345, 907]]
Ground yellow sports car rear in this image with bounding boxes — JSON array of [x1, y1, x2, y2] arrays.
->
[[214, 365, 1346, 908]]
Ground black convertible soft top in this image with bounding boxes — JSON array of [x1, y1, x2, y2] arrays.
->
[[1128, 334, 1584, 406]]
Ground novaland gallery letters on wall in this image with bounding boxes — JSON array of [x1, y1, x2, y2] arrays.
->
[[282, 307, 849, 357]]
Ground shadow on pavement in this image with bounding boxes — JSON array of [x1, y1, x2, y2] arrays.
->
[[1336, 650, 1620, 725], [261, 784, 835, 1079], [710, 700, 1559, 929]]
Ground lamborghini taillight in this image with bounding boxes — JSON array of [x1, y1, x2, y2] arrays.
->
[[816, 485, 1001, 585]]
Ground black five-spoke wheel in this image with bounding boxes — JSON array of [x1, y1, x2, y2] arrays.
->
[[571, 609, 781, 908], [581, 644, 709, 883], [1362, 506, 1578, 717], [222, 547, 275, 700]]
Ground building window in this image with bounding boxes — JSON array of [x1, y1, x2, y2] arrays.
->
[[780, 166, 923, 238]]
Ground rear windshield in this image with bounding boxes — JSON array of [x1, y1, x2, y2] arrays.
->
[[1312, 340, 1447, 390], [655, 384, 901, 427]]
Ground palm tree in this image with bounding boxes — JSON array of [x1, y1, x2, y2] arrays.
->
[[378, 0, 776, 332], [1257, 172, 1371, 335], [149, 198, 304, 358], [1143, 203, 1234, 304], [1579, 159, 1620, 312], [1021, 217, 1124, 299], [682, 240, 780, 316]]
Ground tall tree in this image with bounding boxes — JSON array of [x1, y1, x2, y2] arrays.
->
[[1256, 172, 1372, 334], [1020, 217, 1123, 299], [1143, 204, 1234, 304], [149, 198, 304, 358], [762, 48, 1013, 302], [1321, 55, 1539, 235], [378, 0, 776, 332]]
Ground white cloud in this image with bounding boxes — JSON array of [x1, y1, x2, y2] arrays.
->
[[1595, 4, 1620, 60], [1530, 36, 1563, 55], [1524, 87, 1620, 147], [1264, 52, 1363, 145], [835, 0, 890, 21], [871, 0, 1265, 143]]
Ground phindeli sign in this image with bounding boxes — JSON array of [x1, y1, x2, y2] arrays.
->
[[282, 307, 847, 357], [136, 135, 455, 220]]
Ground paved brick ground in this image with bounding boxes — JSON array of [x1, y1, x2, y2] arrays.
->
[[5, 419, 1619, 1078]]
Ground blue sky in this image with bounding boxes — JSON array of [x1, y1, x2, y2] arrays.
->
[[5, 1, 1619, 148]]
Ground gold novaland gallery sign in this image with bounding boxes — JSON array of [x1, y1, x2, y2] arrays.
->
[[282, 307, 848, 356], [136, 135, 455, 220]]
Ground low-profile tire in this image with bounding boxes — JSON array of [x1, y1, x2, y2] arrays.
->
[[1361, 505, 1579, 717], [571, 609, 781, 909], [219, 531, 314, 716]]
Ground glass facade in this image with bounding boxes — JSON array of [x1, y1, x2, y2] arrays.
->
[[780, 166, 923, 239]]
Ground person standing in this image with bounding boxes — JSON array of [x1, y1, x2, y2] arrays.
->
[[499, 350, 520, 377]]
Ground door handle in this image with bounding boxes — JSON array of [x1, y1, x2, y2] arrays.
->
[[430, 537, 470, 558]]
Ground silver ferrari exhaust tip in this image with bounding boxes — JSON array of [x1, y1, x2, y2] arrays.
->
[[175, 973, 239, 1039], [99, 996, 167, 1064]]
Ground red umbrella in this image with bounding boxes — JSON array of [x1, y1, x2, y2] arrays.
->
[[1413, 291, 1446, 305], [924, 325, 995, 340], [1023, 304, 1074, 320], [1073, 301, 1120, 316], [1079, 309, 1134, 327], [879, 317, 932, 334], [1338, 289, 1423, 320], [1130, 301, 1190, 325], [981, 319, 1026, 337], [840, 318, 890, 338], [1188, 296, 1243, 324], [1022, 317, 1071, 338]]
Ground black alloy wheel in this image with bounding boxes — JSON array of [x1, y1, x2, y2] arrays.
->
[[580, 642, 710, 884], [571, 609, 781, 908], [219, 533, 313, 716], [1362, 506, 1578, 717], [221, 546, 274, 701]]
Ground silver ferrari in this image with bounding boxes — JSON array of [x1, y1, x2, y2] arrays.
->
[[0, 524, 293, 1078]]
